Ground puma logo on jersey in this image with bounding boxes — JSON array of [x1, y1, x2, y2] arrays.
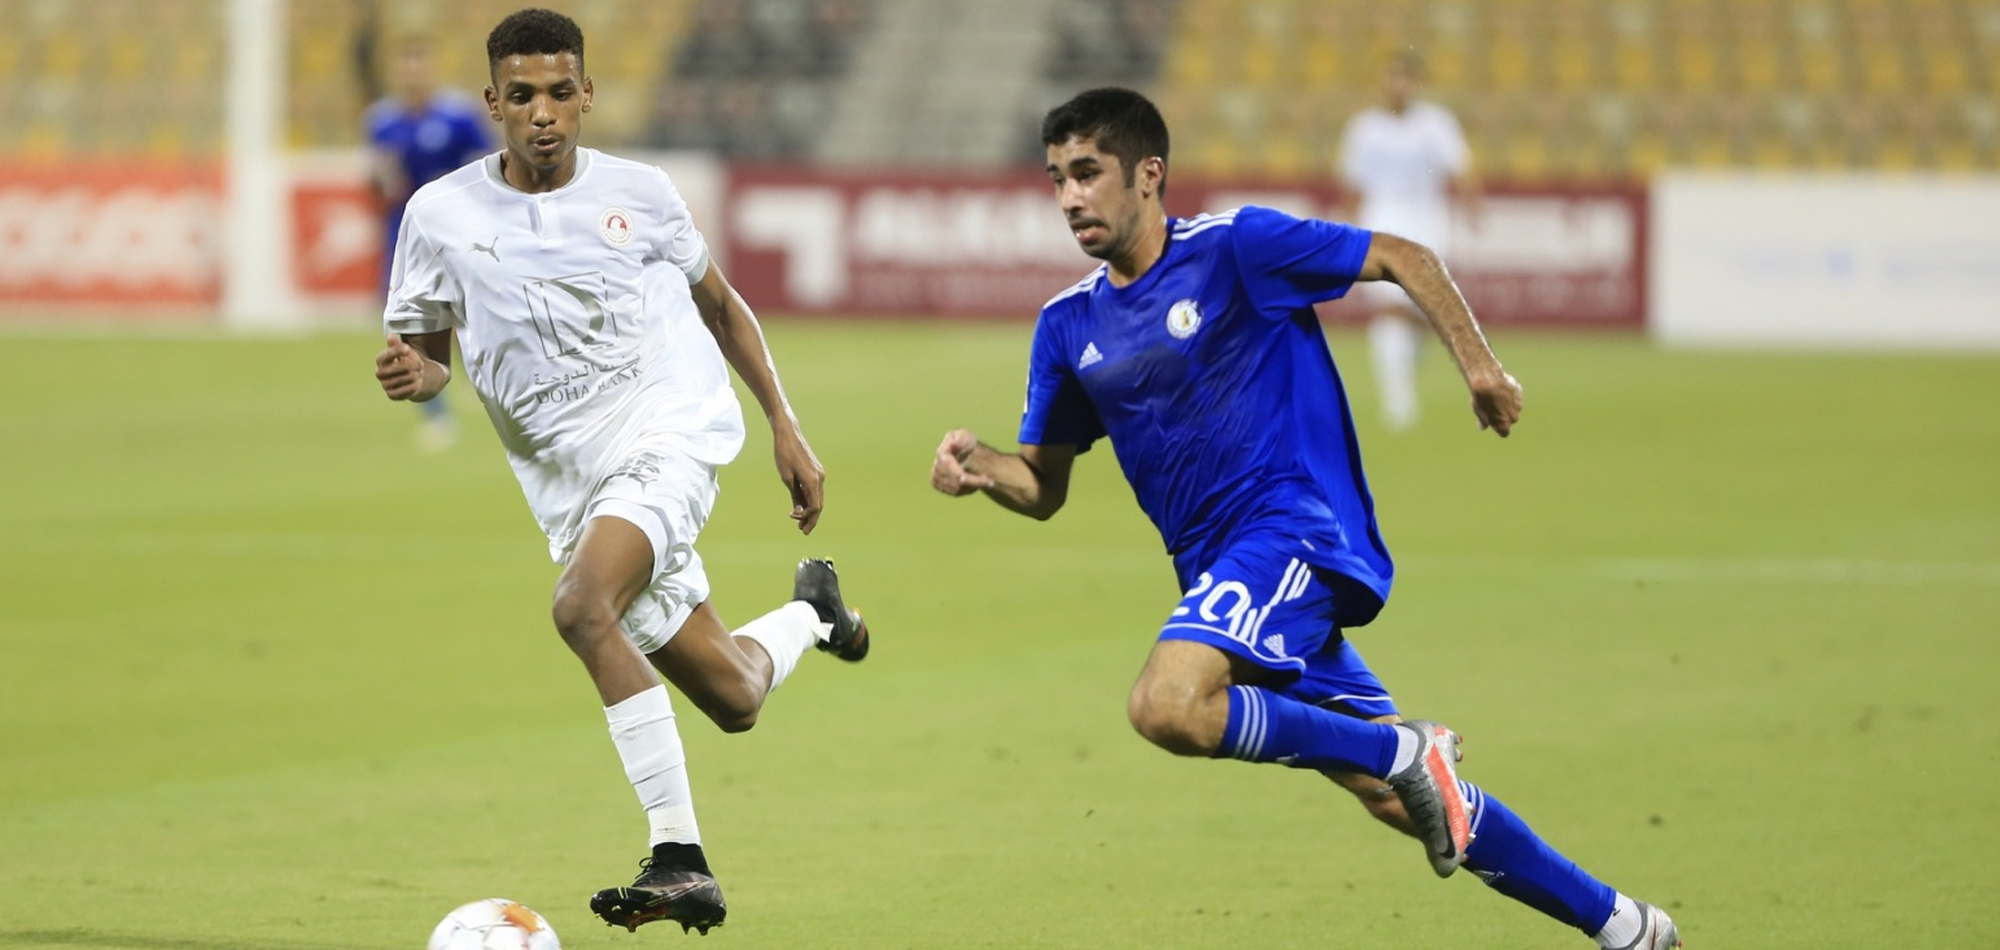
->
[[1078, 341, 1104, 370], [471, 237, 500, 262]]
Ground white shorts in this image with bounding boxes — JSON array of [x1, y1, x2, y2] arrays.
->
[[561, 445, 720, 654]]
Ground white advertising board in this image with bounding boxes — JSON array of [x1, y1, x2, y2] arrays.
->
[[1652, 172, 2000, 350]]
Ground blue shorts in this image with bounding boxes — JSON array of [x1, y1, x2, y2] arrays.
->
[[1158, 534, 1398, 719]]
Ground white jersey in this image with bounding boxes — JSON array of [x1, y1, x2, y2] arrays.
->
[[385, 148, 744, 558], [1337, 100, 1469, 251]]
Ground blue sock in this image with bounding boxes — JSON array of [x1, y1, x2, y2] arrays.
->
[[1461, 781, 1618, 933], [419, 397, 448, 420], [1219, 685, 1400, 776]]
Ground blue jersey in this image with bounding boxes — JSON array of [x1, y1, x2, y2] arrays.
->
[[366, 93, 492, 266], [1019, 206, 1393, 624]]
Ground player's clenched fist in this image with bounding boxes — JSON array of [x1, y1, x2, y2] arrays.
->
[[374, 335, 426, 400], [1468, 370, 1523, 437], [931, 428, 995, 497]]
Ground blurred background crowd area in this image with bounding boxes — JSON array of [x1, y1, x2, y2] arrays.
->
[[6, 0, 1999, 180]]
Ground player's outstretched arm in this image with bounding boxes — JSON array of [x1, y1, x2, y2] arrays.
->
[[1356, 232, 1522, 437], [689, 262, 827, 534], [931, 429, 1075, 521], [374, 331, 453, 402]]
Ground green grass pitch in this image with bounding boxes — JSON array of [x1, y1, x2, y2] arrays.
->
[[0, 322, 1995, 949]]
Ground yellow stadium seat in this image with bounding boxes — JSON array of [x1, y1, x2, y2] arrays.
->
[[1168, 37, 1219, 85], [1675, 39, 1722, 92], [1190, 135, 1243, 178], [1488, 39, 1532, 90], [1935, 140, 1978, 171], [1265, 137, 1312, 182], [1737, 47, 1782, 92], [1241, 36, 1283, 86], [104, 33, 149, 81], [1922, 52, 1970, 95], [1876, 137, 1918, 171], [1549, 38, 1595, 92], [1505, 131, 1550, 182], [1797, 46, 1842, 92], [1751, 133, 1793, 169], [1611, 41, 1656, 92], [41, 31, 84, 80], [1859, 49, 1908, 94], [170, 43, 208, 83], [1299, 36, 1341, 86], [1427, 44, 1469, 88]]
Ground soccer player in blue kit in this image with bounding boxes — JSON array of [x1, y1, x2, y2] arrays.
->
[[929, 88, 1682, 950], [365, 35, 493, 451]]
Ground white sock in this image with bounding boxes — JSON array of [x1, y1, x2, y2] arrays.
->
[[1369, 314, 1421, 431], [1592, 893, 1644, 948], [734, 600, 831, 694], [604, 684, 701, 847], [1387, 722, 1420, 775]]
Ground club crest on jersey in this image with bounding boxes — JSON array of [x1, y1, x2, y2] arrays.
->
[[600, 207, 635, 246], [1166, 298, 1202, 339]]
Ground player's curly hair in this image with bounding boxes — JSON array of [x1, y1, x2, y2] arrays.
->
[[486, 8, 585, 77], [1041, 87, 1171, 196]]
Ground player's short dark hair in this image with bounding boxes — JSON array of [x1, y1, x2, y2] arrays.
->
[[487, 8, 585, 77], [1041, 87, 1170, 195]]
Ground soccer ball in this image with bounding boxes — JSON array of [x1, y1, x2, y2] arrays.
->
[[426, 898, 561, 950]]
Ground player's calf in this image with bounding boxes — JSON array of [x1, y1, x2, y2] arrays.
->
[[1324, 770, 1418, 837]]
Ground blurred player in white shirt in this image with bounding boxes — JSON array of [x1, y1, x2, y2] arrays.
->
[[370, 8, 867, 936], [1337, 52, 1482, 431]]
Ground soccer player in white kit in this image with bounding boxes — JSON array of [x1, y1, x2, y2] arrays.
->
[[370, 8, 867, 936], [1336, 52, 1483, 431]]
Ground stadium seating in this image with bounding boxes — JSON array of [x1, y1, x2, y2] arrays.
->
[[1149, 0, 2000, 181], [641, 0, 873, 159], [5, 0, 1992, 180]]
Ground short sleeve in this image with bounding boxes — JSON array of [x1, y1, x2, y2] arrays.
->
[[1017, 309, 1105, 450], [648, 169, 712, 284], [383, 210, 460, 335], [1232, 205, 1373, 312]]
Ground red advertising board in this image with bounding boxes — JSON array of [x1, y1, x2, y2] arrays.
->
[[0, 163, 224, 312], [291, 179, 384, 298], [0, 163, 383, 317], [722, 167, 1089, 318], [724, 168, 1646, 327]]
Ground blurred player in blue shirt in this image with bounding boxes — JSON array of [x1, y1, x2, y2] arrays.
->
[[930, 88, 1680, 950], [365, 35, 492, 452]]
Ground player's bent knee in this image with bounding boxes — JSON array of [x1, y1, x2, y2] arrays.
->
[[1126, 683, 1216, 756], [549, 583, 621, 650], [708, 707, 760, 734]]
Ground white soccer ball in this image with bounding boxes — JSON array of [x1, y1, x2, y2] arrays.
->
[[426, 898, 562, 950]]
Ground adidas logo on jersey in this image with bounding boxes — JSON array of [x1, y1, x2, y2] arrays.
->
[[1261, 633, 1287, 656], [1078, 341, 1104, 370]]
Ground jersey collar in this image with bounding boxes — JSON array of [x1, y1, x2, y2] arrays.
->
[[482, 147, 595, 198]]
